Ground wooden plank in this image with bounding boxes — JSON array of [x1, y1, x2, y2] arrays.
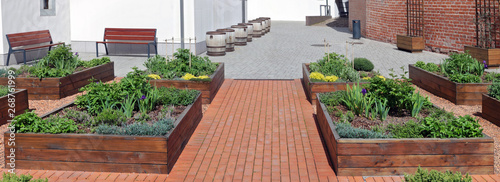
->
[[336, 166, 493, 176], [338, 154, 493, 168], [104, 36, 155, 41], [0, 89, 29, 125], [105, 31, 156, 36], [316, 95, 339, 174], [337, 142, 494, 155], [465, 46, 500, 66], [7, 133, 168, 152], [397, 35, 424, 52], [8, 32, 51, 42], [10, 38, 53, 47], [13, 160, 168, 174], [15, 149, 168, 164], [456, 84, 490, 92]]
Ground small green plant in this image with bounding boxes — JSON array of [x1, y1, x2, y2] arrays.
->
[[410, 92, 426, 117], [488, 79, 500, 100], [1, 173, 48, 182], [441, 52, 485, 83], [319, 91, 346, 107], [95, 108, 127, 126], [78, 57, 111, 68], [309, 52, 360, 82], [374, 99, 390, 121], [144, 49, 218, 79], [11, 112, 79, 134], [386, 120, 424, 138], [95, 117, 174, 136], [448, 73, 481, 83], [158, 87, 199, 106], [421, 115, 483, 138], [485, 72, 500, 82], [404, 166, 472, 182], [415, 61, 440, 72], [353, 58, 374, 72], [0, 85, 9, 97], [335, 122, 390, 138], [343, 83, 372, 116]]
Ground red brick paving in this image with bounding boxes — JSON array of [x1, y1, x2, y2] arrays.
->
[[1, 79, 500, 182]]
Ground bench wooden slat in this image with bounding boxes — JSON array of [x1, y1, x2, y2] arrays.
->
[[105, 31, 156, 36], [8, 32, 51, 42], [96, 41, 150, 45], [10, 37, 53, 47], [7, 30, 50, 38], [104, 35, 156, 41], [105, 28, 156, 32], [24, 43, 64, 50]]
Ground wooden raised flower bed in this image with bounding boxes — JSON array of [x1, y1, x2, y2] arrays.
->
[[315, 93, 494, 176], [0, 62, 115, 100], [482, 94, 500, 127], [464, 46, 500, 67], [4, 93, 203, 174], [409, 64, 491, 105], [150, 63, 224, 104], [397, 35, 425, 53], [302, 63, 368, 105], [0, 89, 29, 125]]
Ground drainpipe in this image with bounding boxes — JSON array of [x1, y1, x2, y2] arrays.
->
[[326, 0, 329, 16], [242, 0, 246, 23], [180, 0, 185, 49]]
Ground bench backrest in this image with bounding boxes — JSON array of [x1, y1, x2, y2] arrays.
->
[[6, 30, 53, 48], [104, 28, 157, 42]]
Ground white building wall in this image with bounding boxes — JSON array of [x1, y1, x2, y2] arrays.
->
[[0, 0, 71, 65], [247, 0, 339, 21]]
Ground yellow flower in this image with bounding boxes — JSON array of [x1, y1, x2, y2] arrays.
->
[[377, 75, 386, 81], [182, 73, 196, 80], [324, 75, 339, 82], [362, 77, 371, 80], [147, 74, 161, 80], [197, 75, 210, 79], [310, 72, 326, 81]]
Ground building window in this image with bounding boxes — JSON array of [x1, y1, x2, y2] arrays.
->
[[40, 0, 56, 16]]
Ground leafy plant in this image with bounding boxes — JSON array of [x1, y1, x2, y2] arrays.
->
[[410, 91, 426, 117], [404, 166, 472, 182], [353, 58, 374, 71], [485, 72, 500, 82], [415, 61, 440, 72], [343, 83, 371, 116], [319, 91, 346, 107], [488, 79, 500, 100], [374, 99, 390, 121], [335, 122, 390, 138], [0, 85, 9, 97], [386, 120, 424, 138], [95, 117, 174, 136], [309, 52, 360, 82], [158, 87, 199, 106], [421, 115, 483, 138], [449, 73, 481, 83], [137, 87, 160, 114], [78, 57, 111, 68], [95, 108, 127, 126], [144, 49, 218, 79], [440, 52, 485, 83], [11, 112, 79, 134], [1, 173, 48, 182]]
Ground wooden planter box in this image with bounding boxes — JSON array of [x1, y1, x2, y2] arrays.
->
[[397, 35, 425, 53], [4, 93, 203, 174], [315, 93, 494, 176], [464, 45, 500, 67], [150, 63, 224, 104], [0, 62, 115, 100], [409, 64, 491, 105], [302, 63, 368, 105], [482, 94, 500, 127], [0, 89, 29, 125]]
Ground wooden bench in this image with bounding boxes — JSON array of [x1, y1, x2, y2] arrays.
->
[[5, 30, 64, 66], [96, 28, 158, 58]]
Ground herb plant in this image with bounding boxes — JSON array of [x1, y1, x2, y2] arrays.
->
[[488, 79, 500, 100], [1, 172, 48, 182], [0, 85, 9, 97], [309, 52, 360, 82], [144, 49, 218, 80], [404, 166, 472, 182]]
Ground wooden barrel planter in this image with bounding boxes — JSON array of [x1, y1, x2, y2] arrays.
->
[[257, 19, 267, 35], [4, 93, 203, 174], [238, 23, 253, 42], [259, 17, 271, 33], [0, 62, 115, 100], [230, 25, 248, 46], [302, 63, 368, 106], [0, 89, 29, 125], [150, 63, 224, 104], [249, 20, 262, 38], [482, 94, 500, 127], [216, 29, 235, 52], [409, 64, 491, 105], [315, 93, 494, 176], [206, 31, 226, 56]]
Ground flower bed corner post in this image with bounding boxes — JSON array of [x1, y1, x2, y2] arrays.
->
[[397, 0, 425, 53], [464, 0, 500, 67]]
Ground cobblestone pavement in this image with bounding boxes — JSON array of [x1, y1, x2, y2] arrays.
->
[[204, 21, 449, 79]]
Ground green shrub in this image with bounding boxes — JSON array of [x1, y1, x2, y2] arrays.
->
[[353, 58, 374, 71], [449, 73, 481, 83], [144, 49, 218, 79], [415, 61, 440, 72], [11, 111, 79, 134], [158, 87, 199, 106], [421, 115, 483, 138], [1, 173, 48, 182], [95, 117, 174, 136], [366, 74, 416, 111], [386, 120, 424, 138], [319, 91, 346, 107], [485, 72, 500, 82], [488, 79, 500, 100], [309, 52, 360, 82], [78, 57, 111, 68], [0, 85, 9, 97], [335, 122, 390, 138], [404, 166, 472, 182], [95, 108, 127, 126]]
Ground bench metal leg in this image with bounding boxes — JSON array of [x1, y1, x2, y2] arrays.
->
[[96, 42, 99, 57], [22, 50, 27, 65], [6, 50, 11, 66], [104, 43, 109, 55], [154, 44, 158, 55], [147, 45, 151, 58]]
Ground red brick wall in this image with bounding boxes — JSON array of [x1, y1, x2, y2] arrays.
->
[[348, 0, 367, 36], [350, 0, 476, 53]]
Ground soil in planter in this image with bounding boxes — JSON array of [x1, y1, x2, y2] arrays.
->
[[52, 104, 187, 134], [326, 105, 432, 131]]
